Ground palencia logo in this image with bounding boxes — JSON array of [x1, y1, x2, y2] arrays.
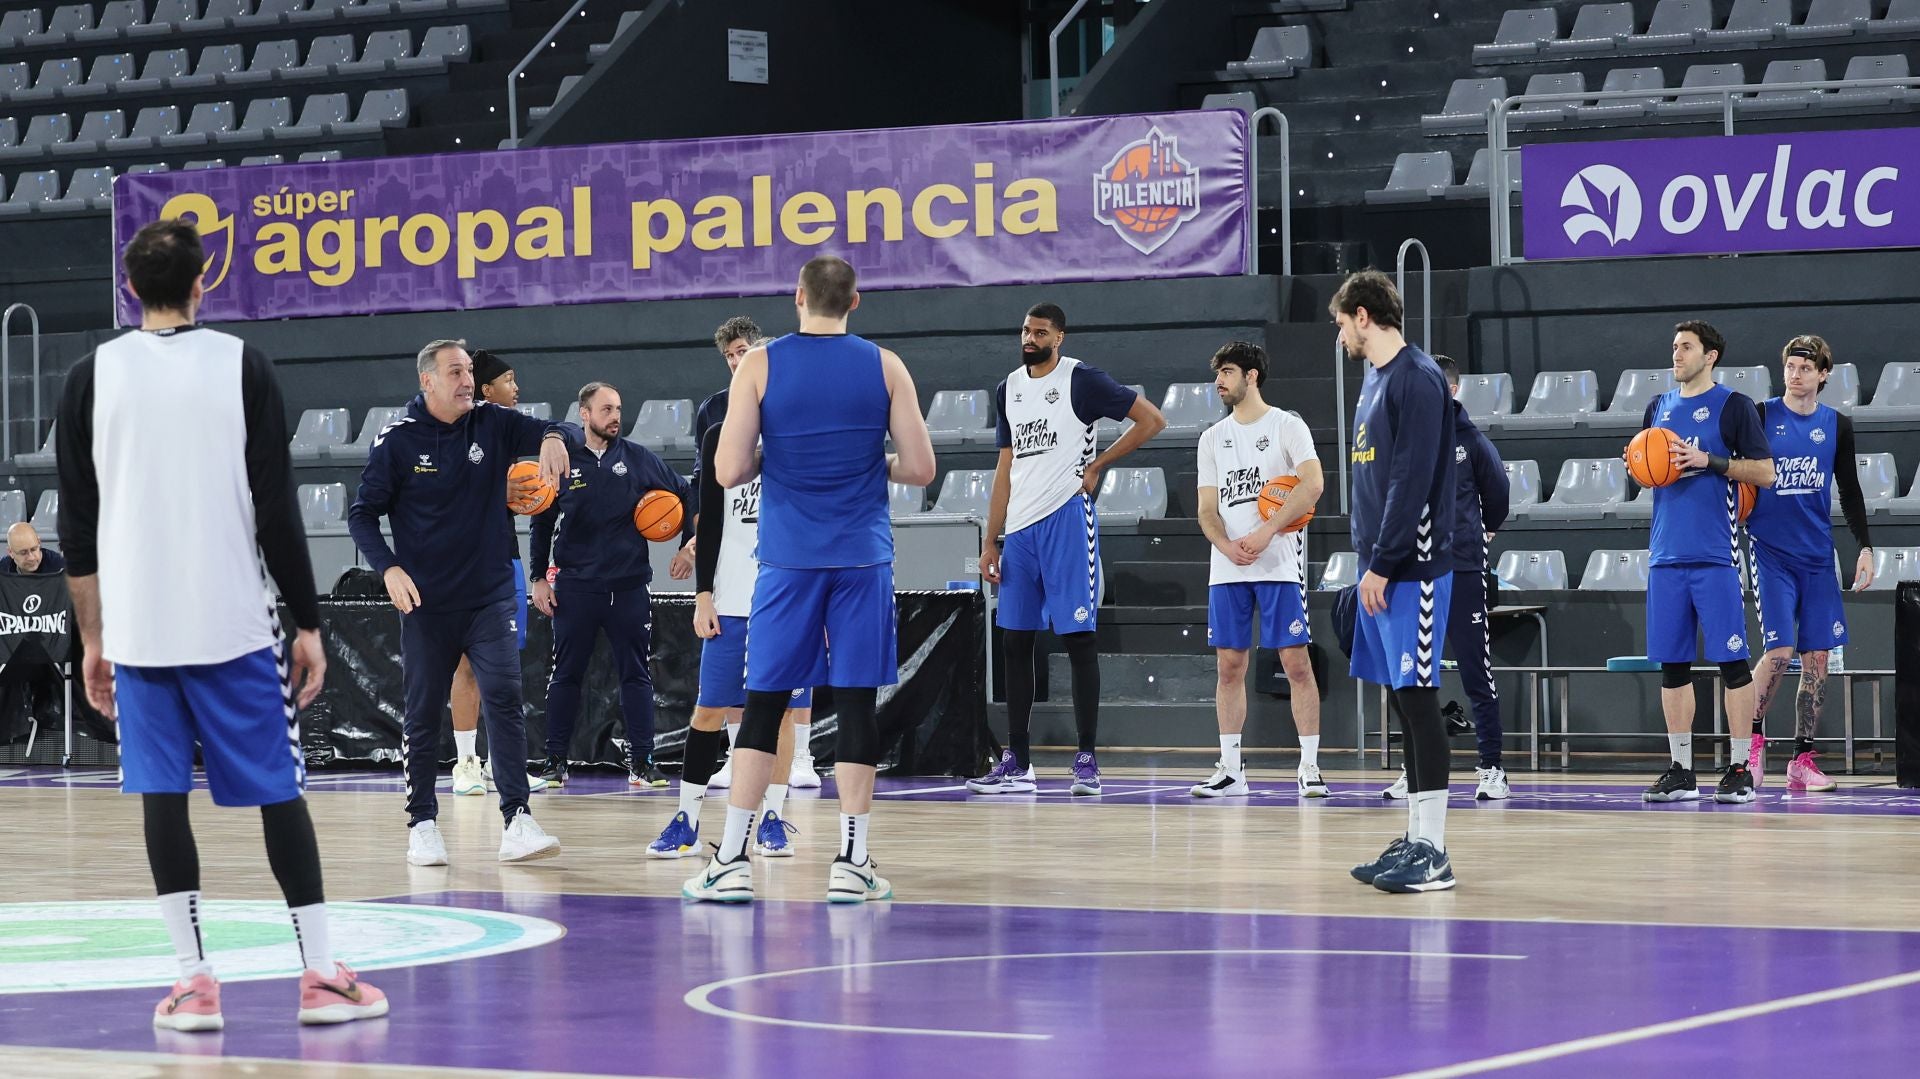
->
[[1563, 148, 1898, 246]]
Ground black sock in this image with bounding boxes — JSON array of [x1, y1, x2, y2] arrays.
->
[[143, 793, 200, 896], [1794, 736, 1815, 756], [1004, 630, 1037, 767], [1062, 631, 1100, 754], [1394, 688, 1449, 794], [261, 797, 325, 908], [682, 726, 724, 787]]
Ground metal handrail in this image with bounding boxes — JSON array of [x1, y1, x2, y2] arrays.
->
[[507, 0, 593, 145], [1250, 106, 1291, 277], [2, 303, 40, 460], [1333, 338, 1348, 514], [1395, 237, 1431, 354], [1048, 0, 1094, 118], [1485, 74, 1920, 266]]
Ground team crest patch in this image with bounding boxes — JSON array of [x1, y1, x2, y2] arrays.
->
[[1074, 606, 1090, 624], [1399, 653, 1414, 676], [612, 461, 628, 476], [1726, 634, 1743, 651], [1256, 436, 1270, 452], [1811, 427, 1827, 444], [1833, 620, 1846, 638], [1288, 619, 1304, 637], [468, 443, 484, 464], [1045, 388, 1060, 405], [1456, 445, 1468, 463], [1693, 407, 1711, 423]]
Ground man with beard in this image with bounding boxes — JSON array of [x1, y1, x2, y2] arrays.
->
[[529, 382, 692, 787], [969, 302, 1166, 796]]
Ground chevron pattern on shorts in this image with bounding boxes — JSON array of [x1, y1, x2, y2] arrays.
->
[[1416, 579, 1438, 686]]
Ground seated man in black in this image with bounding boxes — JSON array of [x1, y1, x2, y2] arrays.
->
[[0, 521, 70, 743], [1, 522, 65, 576]]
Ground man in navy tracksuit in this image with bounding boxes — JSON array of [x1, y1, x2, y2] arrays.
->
[[349, 339, 570, 867], [529, 382, 692, 788]]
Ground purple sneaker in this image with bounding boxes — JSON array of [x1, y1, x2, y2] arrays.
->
[[1069, 751, 1102, 796], [966, 750, 1036, 794]]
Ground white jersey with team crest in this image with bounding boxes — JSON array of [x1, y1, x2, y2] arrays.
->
[[1198, 406, 1318, 586], [713, 474, 762, 618], [996, 356, 1138, 535]]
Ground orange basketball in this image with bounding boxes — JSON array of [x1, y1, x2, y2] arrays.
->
[[633, 489, 683, 541], [1106, 142, 1187, 234], [1257, 476, 1314, 532], [1737, 481, 1756, 523], [506, 460, 555, 515], [1625, 426, 1683, 489]]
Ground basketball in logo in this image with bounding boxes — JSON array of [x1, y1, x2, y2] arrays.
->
[[1109, 144, 1185, 234], [1094, 127, 1202, 254]]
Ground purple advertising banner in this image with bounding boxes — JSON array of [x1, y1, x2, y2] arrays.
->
[[1523, 128, 1918, 261], [110, 111, 1250, 326]]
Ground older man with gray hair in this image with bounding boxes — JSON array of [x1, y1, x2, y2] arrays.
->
[[348, 338, 570, 867]]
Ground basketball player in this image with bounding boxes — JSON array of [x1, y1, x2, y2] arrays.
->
[[1190, 341, 1326, 798], [1333, 270, 1460, 894], [1743, 335, 1874, 792], [1384, 355, 1512, 801], [450, 348, 545, 798], [970, 303, 1167, 796], [648, 418, 812, 859], [58, 218, 388, 1029], [528, 382, 691, 788], [698, 319, 822, 791], [349, 338, 570, 865], [1639, 321, 1774, 804], [684, 255, 936, 903]]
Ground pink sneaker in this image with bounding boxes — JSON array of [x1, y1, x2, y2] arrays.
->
[[1748, 734, 1767, 787], [153, 972, 223, 1032], [298, 963, 390, 1025], [1786, 751, 1837, 793]]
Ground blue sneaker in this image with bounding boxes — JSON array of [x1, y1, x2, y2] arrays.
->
[[647, 811, 700, 860], [1069, 751, 1102, 796], [751, 810, 797, 858], [1371, 839, 1456, 893], [1350, 837, 1412, 884]]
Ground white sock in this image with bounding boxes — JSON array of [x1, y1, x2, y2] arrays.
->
[[763, 783, 788, 820], [454, 729, 476, 760], [793, 723, 813, 759], [156, 891, 212, 980], [717, 804, 753, 862], [1220, 734, 1242, 775], [1669, 733, 1694, 770], [840, 812, 869, 863], [1413, 789, 1448, 852], [1405, 792, 1421, 843], [1298, 734, 1320, 770], [288, 902, 334, 976], [678, 779, 706, 827], [724, 723, 740, 748]]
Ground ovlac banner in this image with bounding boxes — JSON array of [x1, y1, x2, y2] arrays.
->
[[1523, 128, 1916, 261], [110, 111, 1250, 325]]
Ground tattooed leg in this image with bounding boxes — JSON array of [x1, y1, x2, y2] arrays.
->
[[1793, 650, 1830, 754], [1749, 648, 1793, 731]]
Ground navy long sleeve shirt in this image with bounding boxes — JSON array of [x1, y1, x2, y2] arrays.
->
[[348, 395, 557, 612], [1349, 345, 1456, 581], [1451, 398, 1510, 573], [530, 424, 693, 594]]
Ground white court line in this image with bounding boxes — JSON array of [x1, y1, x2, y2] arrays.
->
[[685, 947, 1526, 1041], [1071, 784, 1203, 800], [1391, 966, 1920, 1078], [873, 783, 971, 797]]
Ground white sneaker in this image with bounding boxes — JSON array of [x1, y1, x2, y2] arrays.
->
[[827, 855, 892, 903], [683, 852, 753, 903], [483, 760, 549, 793], [1190, 763, 1249, 798], [1475, 765, 1511, 801], [789, 754, 822, 789], [709, 753, 734, 789], [1382, 769, 1408, 800], [1296, 763, 1330, 798], [498, 812, 561, 863], [451, 756, 486, 796], [406, 820, 448, 866]]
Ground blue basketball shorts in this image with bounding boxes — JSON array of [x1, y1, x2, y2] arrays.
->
[[1646, 564, 1749, 664], [698, 615, 816, 709], [998, 493, 1101, 634], [1207, 582, 1311, 651], [1349, 575, 1452, 690], [748, 563, 897, 690], [1754, 553, 1846, 654], [117, 644, 305, 807], [512, 559, 528, 651]]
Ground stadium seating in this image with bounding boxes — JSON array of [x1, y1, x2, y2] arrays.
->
[[289, 407, 351, 460], [626, 399, 694, 452], [1158, 383, 1226, 439], [1444, 147, 1522, 201], [1713, 366, 1773, 399], [1590, 369, 1673, 428], [1833, 453, 1899, 511], [924, 389, 993, 446], [1529, 458, 1629, 520], [29, 489, 59, 539], [1422, 77, 1507, 134], [888, 482, 926, 518], [1578, 549, 1651, 590], [1318, 551, 1358, 591], [298, 482, 348, 532], [1500, 370, 1599, 430], [1456, 373, 1513, 426], [1503, 459, 1542, 515], [1365, 151, 1452, 204], [0, 489, 25, 525], [1095, 384, 1145, 442], [331, 405, 404, 462], [1225, 25, 1313, 78], [1864, 546, 1920, 590], [1495, 549, 1569, 589], [929, 470, 993, 518], [1856, 363, 1920, 419], [10, 425, 56, 467], [1096, 467, 1168, 526]]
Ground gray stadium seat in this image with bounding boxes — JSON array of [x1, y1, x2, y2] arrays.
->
[[237, 0, 307, 29], [1632, 0, 1715, 49], [1575, 66, 1668, 123], [1474, 8, 1560, 62], [289, 407, 351, 460], [1590, 368, 1674, 428], [335, 88, 408, 136], [1095, 384, 1146, 442], [231, 40, 301, 87], [292, 0, 358, 23], [627, 398, 693, 452], [79, 0, 147, 43], [930, 470, 993, 517], [1615, 482, 1654, 520], [77, 53, 137, 98], [1785, 0, 1871, 41], [0, 63, 25, 96], [1834, 453, 1899, 511], [1821, 363, 1860, 411], [240, 154, 284, 165], [399, 24, 470, 70], [1713, 365, 1772, 399], [1226, 25, 1312, 78], [1530, 458, 1629, 520], [1884, 463, 1920, 514], [30, 490, 60, 538], [0, 10, 42, 47], [1545, 3, 1636, 57], [223, 96, 292, 142], [0, 490, 25, 524], [294, 35, 355, 79], [1365, 151, 1452, 204], [113, 105, 182, 152], [123, 49, 189, 95], [0, 171, 62, 216], [16, 57, 84, 103], [279, 93, 349, 140], [591, 10, 641, 58], [1655, 64, 1748, 118], [299, 149, 343, 162], [514, 402, 551, 421], [1422, 77, 1507, 134], [1318, 551, 1358, 591], [1503, 459, 1542, 515], [1500, 370, 1599, 430], [11, 425, 57, 466], [1833, 55, 1911, 108], [124, 162, 169, 173], [298, 482, 348, 531], [1703, 0, 1791, 45], [1511, 72, 1589, 127], [0, 119, 14, 149], [528, 74, 581, 123], [1096, 467, 1167, 525], [46, 166, 115, 212], [924, 389, 993, 446], [1864, 546, 1920, 590], [1455, 372, 1512, 425], [1579, 549, 1650, 590], [333, 405, 404, 461], [0, 115, 71, 162], [1495, 549, 1569, 590], [888, 482, 926, 518], [339, 29, 411, 76], [1869, 0, 1920, 35], [128, 0, 200, 38], [160, 101, 236, 149], [184, 158, 227, 169], [1159, 382, 1226, 438], [1745, 59, 1828, 112], [1199, 91, 1257, 121], [171, 44, 246, 91], [40, 4, 94, 41]]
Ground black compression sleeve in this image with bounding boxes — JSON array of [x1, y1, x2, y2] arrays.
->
[[694, 424, 725, 594], [54, 357, 100, 576], [241, 348, 320, 630], [1833, 415, 1873, 551]]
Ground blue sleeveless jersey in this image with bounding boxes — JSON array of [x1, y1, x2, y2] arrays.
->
[[1645, 383, 1766, 568], [755, 332, 893, 569], [1747, 398, 1839, 570]]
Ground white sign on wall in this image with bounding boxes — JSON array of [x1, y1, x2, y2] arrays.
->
[[728, 29, 768, 85]]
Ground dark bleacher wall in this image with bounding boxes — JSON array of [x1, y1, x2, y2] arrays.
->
[[529, 0, 1024, 147]]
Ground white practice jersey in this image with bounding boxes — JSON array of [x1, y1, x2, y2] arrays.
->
[[995, 356, 1138, 535], [1198, 406, 1318, 586], [713, 474, 762, 618]]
